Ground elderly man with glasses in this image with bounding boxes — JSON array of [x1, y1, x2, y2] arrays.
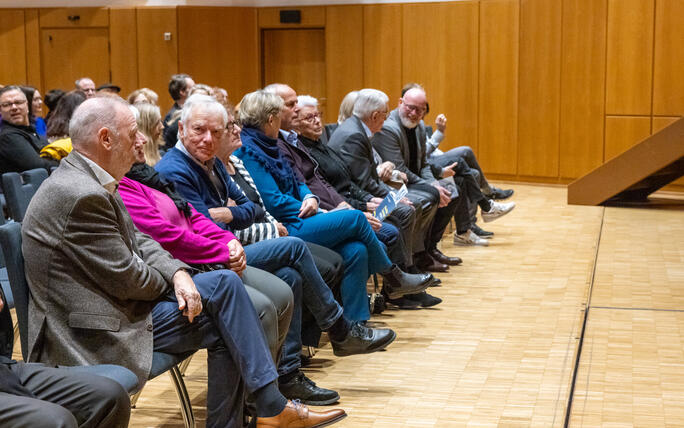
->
[[0, 85, 58, 175]]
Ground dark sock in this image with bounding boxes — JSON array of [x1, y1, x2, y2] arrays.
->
[[253, 380, 288, 418], [478, 198, 492, 212], [456, 227, 470, 235], [327, 315, 351, 342], [278, 370, 299, 384]]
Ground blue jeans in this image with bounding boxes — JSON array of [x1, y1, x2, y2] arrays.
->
[[288, 209, 393, 321], [244, 237, 344, 377], [152, 269, 277, 428], [375, 221, 406, 266]]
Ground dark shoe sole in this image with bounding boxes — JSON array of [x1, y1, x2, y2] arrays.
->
[[332, 329, 397, 357], [294, 394, 341, 406], [386, 278, 434, 299]]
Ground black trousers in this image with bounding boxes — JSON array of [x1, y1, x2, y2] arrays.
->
[[0, 362, 130, 428]]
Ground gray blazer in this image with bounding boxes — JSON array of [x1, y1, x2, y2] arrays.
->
[[22, 151, 188, 387], [327, 115, 393, 198], [371, 109, 437, 185]]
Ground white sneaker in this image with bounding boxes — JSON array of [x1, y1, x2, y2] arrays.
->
[[481, 200, 515, 223], [453, 229, 489, 246]]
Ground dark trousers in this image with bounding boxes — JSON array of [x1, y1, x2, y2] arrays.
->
[[430, 146, 491, 194], [0, 362, 130, 428], [375, 221, 405, 267], [386, 203, 417, 266], [244, 237, 343, 378], [152, 269, 277, 428]]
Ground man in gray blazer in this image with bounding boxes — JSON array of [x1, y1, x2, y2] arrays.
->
[[22, 97, 346, 428]]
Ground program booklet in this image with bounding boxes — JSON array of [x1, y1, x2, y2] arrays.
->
[[373, 184, 408, 221]]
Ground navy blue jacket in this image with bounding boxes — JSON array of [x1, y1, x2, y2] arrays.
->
[[155, 148, 257, 231]]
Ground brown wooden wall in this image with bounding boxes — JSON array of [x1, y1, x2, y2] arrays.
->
[[1, 1, 682, 189]]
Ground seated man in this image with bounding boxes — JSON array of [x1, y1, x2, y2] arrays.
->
[[372, 86, 516, 247], [290, 93, 441, 309], [0, 285, 131, 428], [0, 86, 59, 174], [152, 95, 396, 405], [22, 97, 345, 428]]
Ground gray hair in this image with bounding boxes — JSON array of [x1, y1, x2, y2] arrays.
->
[[237, 90, 284, 129], [263, 83, 287, 95], [352, 89, 388, 121], [180, 94, 227, 128], [69, 97, 128, 147], [128, 104, 140, 121], [297, 95, 318, 108]]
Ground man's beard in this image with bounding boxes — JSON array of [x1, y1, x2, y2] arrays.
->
[[398, 111, 419, 129]]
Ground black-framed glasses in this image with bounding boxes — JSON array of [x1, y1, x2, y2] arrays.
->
[[0, 99, 27, 109]]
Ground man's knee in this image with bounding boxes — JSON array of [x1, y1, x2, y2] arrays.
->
[[88, 376, 131, 427], [5, 399, 79, 428]]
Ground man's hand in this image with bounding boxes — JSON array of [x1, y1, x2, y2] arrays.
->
[[435, 114, 447, 133], [399, 197, 413, 206], [395, 171, 408, 183], [208, 207, 234, 224], [377, 161, 395, 181], [0, 293, 4, 311], [441, 161, 459, 178], [433, 183, 452, 207], [276, 222, 289, 237], [298, 198, 319, 218], [173, 270, 203, 323], [336, 201, 353, 210], [227, 239, 247, 276], [363, 212, 382, 231], [226, 198, 237, 207]]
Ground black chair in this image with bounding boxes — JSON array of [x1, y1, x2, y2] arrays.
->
[[0, 222, 195, 427], [1, 168, 49, 222]]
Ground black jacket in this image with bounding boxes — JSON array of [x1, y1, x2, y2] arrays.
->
[[0, 122, 58, 175]]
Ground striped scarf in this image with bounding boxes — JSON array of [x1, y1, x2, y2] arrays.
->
[[229, 155, 280, 245]]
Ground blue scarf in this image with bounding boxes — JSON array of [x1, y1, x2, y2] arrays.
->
[[236, 126, 301, 199]]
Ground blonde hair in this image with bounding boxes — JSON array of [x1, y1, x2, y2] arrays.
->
[[338, 90, 358, 124], [136, 103, 164, 166], [189, 84, 214, 97], [127, 88, 158, 105], [237, 90, 284, 129]]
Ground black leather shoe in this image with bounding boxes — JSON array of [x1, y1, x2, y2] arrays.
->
[[404, 291, 442, 307], [278, 371, 340, 406], [386, 295, 422, 309], [428, 248, 462, 266], [415, 252, 449, 273], [382, 265, 434, 298], [331, 321, 396, 357], [471, 223, 494, 238], [429, 277, 442, 287], [488, 187, 514, 200]]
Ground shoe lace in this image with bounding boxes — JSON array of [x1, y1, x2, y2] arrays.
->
[[299, 372, 317, 387], [350, 321, 372, 339], [290, 399, 308, 418]]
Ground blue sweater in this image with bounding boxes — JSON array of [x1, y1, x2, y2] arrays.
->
[[155, 148, 257, 231]]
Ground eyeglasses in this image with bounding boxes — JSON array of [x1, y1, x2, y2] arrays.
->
[[0, 99, 27, 109], [301, 113, 321, 123], [402, 102, 426, 115], [226, 119, 241, 132]]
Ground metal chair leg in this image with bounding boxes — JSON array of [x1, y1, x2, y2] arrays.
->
[[169, 365, 195, 428], [178, 354, 193, 376]]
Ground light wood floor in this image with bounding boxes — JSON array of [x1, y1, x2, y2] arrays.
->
[[16, 183, 683, 427]]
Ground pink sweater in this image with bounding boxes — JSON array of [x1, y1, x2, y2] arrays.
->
[[118, 176, 236, 265]]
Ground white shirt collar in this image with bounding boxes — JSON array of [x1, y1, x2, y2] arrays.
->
[[76, 152, 118, 194], [175, 140, 214, 173], [359, 119, 372, 139]]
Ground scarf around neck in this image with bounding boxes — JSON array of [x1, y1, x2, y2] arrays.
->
[[237, 126, 300, 199], [125, 162, 192, 218]]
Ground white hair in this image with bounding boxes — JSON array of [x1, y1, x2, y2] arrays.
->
[[352, 88, 389, 120], [180, 94, 227, 127], [128, 104, 140, 121], [297, 95, 318, 108]]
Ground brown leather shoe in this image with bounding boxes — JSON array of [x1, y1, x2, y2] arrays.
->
[[257, 400, 347, 427], [415, 252, 449, 273], [428, 248, 462, 266]]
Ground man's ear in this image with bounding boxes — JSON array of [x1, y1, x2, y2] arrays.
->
[[178, 120, 185, 138], [98, 127, 113, 150]]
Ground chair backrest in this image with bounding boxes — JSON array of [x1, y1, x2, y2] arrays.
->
[[0, 222, 29, 360], [1, 168, 49, 222]]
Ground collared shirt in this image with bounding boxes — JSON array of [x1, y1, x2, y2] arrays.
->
[[77, 151, 118, 194], [175, 141, 226, 199], [279, 129, 298, 147], [359, 120, 372, 139]]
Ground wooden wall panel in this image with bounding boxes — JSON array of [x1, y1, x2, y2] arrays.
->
[[39, 8, 108, 28], [604, 116, 651, 161], [25, 9, 41, 90], [402, 2, 479, 153], [325, 5, 363, 124], [178, 7, 258, 104], [517, 0, 562, 178], [0, 10, 27, 85], [652, 116, 684, 187], [605, 0, 654, 115], [363, 4, 402, 102], [258, 6, 325, 28], [478, 0, 519, 175], [109, 8, 138, 98], [559, 0, 607, 179], [653, 0, 684, 116], [136, 7, 177, 112]]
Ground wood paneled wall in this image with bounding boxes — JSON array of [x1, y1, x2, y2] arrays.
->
[[1, 1, 681, 189]]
